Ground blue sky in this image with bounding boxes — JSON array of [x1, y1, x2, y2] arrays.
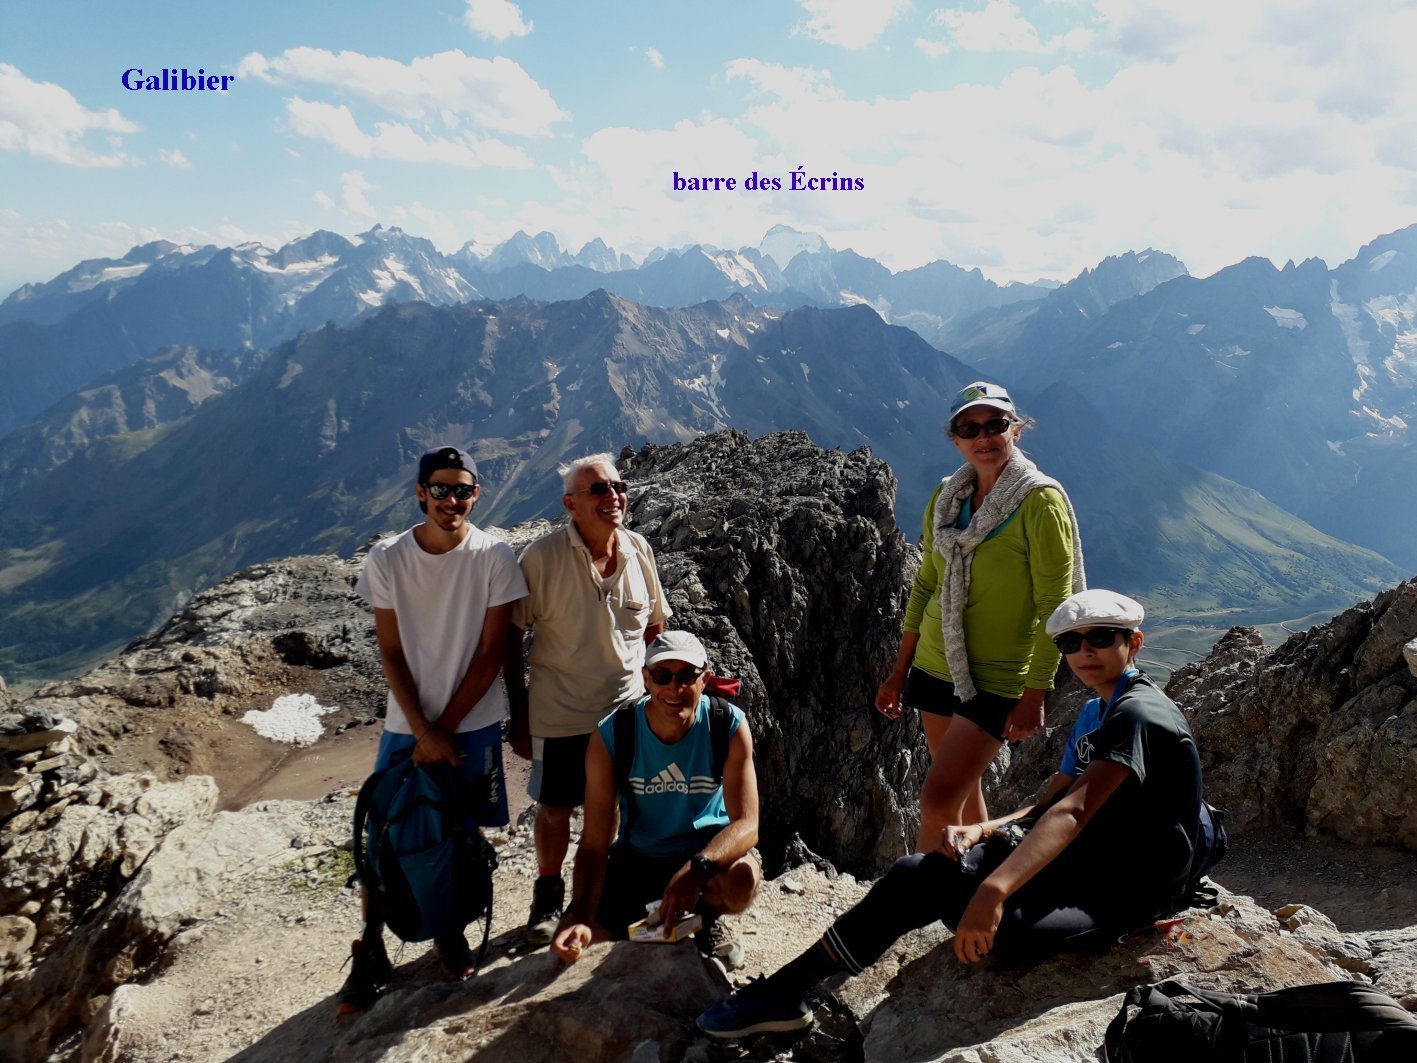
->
[[2, 0, 1414, 297]]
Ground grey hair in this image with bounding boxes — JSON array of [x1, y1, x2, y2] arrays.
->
[[559, 452, 620, 493]]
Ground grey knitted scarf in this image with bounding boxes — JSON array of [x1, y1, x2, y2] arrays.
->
[[932, 452, 1086, 701]]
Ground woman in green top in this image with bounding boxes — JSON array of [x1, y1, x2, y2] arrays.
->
[[876, 381, 1084, 853]]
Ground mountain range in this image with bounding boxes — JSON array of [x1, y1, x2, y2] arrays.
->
[[0, 225, 1057, 438], [0, 222, 1413, 681]]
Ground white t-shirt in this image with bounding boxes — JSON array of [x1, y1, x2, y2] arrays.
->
[[356, 524, 529, 734]]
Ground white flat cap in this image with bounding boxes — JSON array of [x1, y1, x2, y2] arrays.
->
[[1046, 589, 1145, 637]]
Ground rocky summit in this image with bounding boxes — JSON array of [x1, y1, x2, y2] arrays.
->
[[1, 430, 1416, 1061]]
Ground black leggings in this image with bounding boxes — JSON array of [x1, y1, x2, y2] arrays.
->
[[823, 852, 1130, 971]]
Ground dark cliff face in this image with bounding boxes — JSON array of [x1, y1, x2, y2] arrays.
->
[[621, 429, 925, 876]]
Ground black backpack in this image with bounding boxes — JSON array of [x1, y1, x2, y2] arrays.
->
[[611, 695, 735, 839], [1104, 979, 1417, 1062], [352, 759, 497, 968]]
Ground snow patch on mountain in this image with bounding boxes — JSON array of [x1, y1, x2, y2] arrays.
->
[[240, 693, 338, 746], [1265, 306, 1308, 329], [70, 263, 149, 292], [1368, 249, 1398, 272], [705, 250, 768, 290], [1331, 284, 1371, 370], [1187, 323, 1206, 335]]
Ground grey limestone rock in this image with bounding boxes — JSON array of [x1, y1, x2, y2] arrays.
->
[[1168, 578, 1417, 849], [620, 429, 925, 876]]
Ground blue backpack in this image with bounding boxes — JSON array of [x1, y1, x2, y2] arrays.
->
[[352, 760, 497, 963]]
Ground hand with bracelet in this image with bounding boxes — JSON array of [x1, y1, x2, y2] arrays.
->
[[411, 724, 459, 766]]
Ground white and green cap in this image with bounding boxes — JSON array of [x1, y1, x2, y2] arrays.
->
[[949, 380, 1016, 421]]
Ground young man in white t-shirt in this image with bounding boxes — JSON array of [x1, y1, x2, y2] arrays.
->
[[339, 446, 529, 1014]]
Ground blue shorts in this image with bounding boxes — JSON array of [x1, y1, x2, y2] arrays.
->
[[374, 723, 509, 829]]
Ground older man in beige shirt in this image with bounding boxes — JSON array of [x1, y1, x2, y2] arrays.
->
[[506, 452, 669, 944]]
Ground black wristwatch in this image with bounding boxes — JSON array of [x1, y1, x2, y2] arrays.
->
[[689, 852, 721, 882]]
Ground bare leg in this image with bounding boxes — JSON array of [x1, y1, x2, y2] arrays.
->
[[920, 711, 951, 757], [915, 716, 1000, 853]]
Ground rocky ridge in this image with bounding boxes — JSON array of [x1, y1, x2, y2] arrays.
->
[[1, 432, 1416, 1060]]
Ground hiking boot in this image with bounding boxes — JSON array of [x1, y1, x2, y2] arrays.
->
[[696, 979, 814, 1039], [435, 931, 476, 980], [337, 934, 393, 1015], [696, 914, 746, 971], [526, 874, 565, 946]]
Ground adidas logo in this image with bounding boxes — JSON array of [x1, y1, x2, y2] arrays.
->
[[630, 762, 719, 796]]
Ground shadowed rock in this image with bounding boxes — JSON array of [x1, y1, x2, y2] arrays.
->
[[620, 429, 924, 876]]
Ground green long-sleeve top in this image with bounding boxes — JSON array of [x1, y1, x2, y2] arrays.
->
[[903, 481, 1075, 698]]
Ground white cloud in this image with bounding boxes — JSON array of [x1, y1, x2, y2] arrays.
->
[[314, 190, 336, 209], [283, 98, 534, 169], [237, 48, 565, 135], [918, 1, 1086, 55], [159, 148, 192, 170], [463, 0, 532, 41], [793, 0, 911, 49], [0, 63, 138, 168], [339, 171, 378, 217], [646, 48, 665, 70], [725, 59, 841, 103], [556, 2, 1417, 286]]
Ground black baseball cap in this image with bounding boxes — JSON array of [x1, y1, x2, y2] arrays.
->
[[417, 446, 477, 483]]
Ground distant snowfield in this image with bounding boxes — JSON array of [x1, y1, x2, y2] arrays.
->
[[1369, 249, 1398, 272], [241, 693, 339, 746], [1264, 306, 1307, 329]]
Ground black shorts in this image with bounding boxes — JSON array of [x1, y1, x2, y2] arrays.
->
[[528, 733, 592, 808], [901, 667, 1016, 743], [595, 834, 760, 940]]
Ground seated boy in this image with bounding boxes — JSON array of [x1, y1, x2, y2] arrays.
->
[[699, 589, 1205, 1038]]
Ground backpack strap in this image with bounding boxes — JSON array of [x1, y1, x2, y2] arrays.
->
[[351, 768, 377, 888], [707, 696, 735, 784], [611, 701, 640, 841]]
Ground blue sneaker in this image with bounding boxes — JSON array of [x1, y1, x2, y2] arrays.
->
[[696, 984, 814, 1038]]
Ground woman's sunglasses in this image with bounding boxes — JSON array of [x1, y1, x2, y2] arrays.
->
[[422, 482, 476, 501], [1052, 627, 1131, 654], [951, 417, 1014, 439]]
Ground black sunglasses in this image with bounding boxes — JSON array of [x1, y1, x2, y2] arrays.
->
[[575, 480, 628, 496], [1052, 627, 1131, 654], [647, 665, 704, 686], [951, 417, 1014, 439], [422, 482, 476, 501]]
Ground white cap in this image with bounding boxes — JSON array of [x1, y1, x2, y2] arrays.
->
[[1046, 589, 1145, 638], [644, 630, 708, 669]]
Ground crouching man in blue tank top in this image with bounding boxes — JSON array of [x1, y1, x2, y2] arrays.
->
[[699, 589, 1208, 1039], [552, 630, 762, 971]]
